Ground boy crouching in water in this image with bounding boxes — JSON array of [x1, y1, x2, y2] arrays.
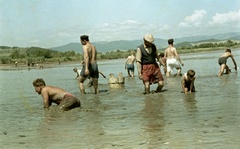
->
[[33, 78, 81, 111], [181, 69, 196, 94]]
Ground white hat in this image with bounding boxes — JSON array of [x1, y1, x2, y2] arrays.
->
[[144, 34, 154, 43]]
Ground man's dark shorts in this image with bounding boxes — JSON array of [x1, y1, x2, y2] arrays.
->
[[218, 57, 227, 66], [126, 64, 134, 72], [80, 63, 99, 78]]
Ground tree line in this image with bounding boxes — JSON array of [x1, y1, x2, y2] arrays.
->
[[0, 47, 131, 64], [177, 40, 238, 50], [0, 40, 239, 64]]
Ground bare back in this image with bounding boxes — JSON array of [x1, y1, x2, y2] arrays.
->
[[41, 86, 66, 104], [220, 52, 232, 59], [164, 46, 177, 59], [126, 55, 136, 64], [83, 43, 97, 63]]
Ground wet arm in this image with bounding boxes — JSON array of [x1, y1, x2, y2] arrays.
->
[[164, 49, 167, 59], [231, 55, 237, 69], [41, 90, 50, 109], [136, 48, 142, 79], [158, 57, 165, 66], [175, 50, 183, 65], [75, 73, 79, 79], [99, 71, 106, 78], [189, 78, 195, 92], [83, 47, 89, 74], [181, 78, 186, 93], [125, 58, 128, 69]]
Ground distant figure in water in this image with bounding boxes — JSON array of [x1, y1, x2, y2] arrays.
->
[[218, 48, 237, 77], [164, 38, 184, 77], [181, 69, 196, 94], [125, 50, 136, 77], [32, 78, 81, 111], [73, 67, 81, 79]]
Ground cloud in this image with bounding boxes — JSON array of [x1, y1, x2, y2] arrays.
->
[[208, 9, 240, 26], [88, 20, 169, 41], [27, 20, 170, 47], [179, 10, 207, 27]]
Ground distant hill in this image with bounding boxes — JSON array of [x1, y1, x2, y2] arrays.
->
[[227, 35, 240, 40], [50, 32, 240, 53], [51, 38, 167, 53]]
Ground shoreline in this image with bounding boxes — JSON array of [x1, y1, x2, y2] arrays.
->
[[0, 60, 80, 70], [0, 59, 110, 70]]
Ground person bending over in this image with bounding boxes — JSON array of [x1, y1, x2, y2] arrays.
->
[[33, 78, 81, 111], [218, 48, 237, 77], [182, 69, 196, 94]]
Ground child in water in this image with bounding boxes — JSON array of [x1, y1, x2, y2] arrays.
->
[[181, 69, 196, 94], [218, 48, 237, 76]]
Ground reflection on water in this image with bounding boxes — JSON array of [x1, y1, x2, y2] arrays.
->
[[141, 95, 167, 147], [183, 93, 198, 113], [0, 50, 239, 148]]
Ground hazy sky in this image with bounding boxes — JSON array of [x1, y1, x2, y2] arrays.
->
[[1, 0, 240, 48]]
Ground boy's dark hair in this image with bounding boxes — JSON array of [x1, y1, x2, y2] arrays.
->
[[187, 69, 195, 78], [80, 35, 89, 41], [160, 53, 164, 57], [33, 78, 46, 87], [168, 39, 174, 45], [226, 48, 231, 53]]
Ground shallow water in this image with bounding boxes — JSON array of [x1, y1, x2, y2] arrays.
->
[[0, 50, 239, 149]]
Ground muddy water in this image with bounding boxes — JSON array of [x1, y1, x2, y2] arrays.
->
[[0, 50, 239, 149]]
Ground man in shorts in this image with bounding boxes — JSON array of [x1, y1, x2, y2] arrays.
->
[[218, 48, 237, 76], [79, 35, 99, 94], [125, 50, 136, 77], [136, 34, 164, 94], [164, 39, 184, 77], [32, 78, 81, 111]]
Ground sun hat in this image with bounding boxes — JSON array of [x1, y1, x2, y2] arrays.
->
[[143, 34, 154, 43]]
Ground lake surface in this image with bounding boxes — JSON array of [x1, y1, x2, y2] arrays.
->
[[0, 50, 239, 149]]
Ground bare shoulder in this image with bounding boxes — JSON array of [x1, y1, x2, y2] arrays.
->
[[182, 75, 186, 80], [165, 47, 169, 51], [44, 86, 65, 94], [91, 44, 96, 51], [224, 52, 233, 58]]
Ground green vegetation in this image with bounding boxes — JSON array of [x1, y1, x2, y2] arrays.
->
[[0, 46, 131, 65], [0, 40, 239, 65], [175, 40, 239, 54], [0, 46, 82, 64]]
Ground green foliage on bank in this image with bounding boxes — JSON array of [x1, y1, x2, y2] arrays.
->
[[0, 40, 239, 64], [175, 40, 239, 54]]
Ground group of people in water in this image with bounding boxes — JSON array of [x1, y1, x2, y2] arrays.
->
[[32, 34, 238, 111]]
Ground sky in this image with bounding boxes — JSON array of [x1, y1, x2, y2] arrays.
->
[[0, 0, 240, 48]]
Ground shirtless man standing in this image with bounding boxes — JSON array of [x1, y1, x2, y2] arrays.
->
[[32, 78, 81, 111], [125, 50, 136, 77], [218, 48, 237, 76], [164, 39, 184, 77], [79, 35, 99, 94]]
